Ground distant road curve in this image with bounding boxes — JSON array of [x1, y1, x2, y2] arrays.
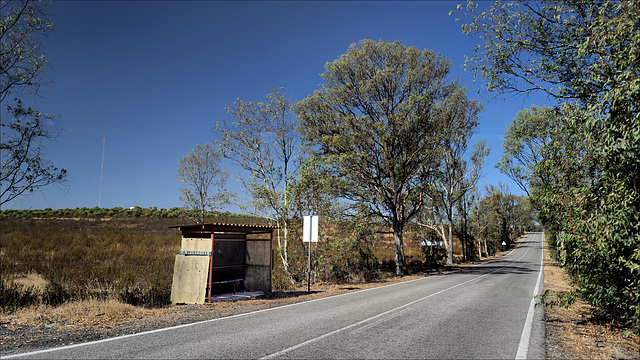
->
[[8, 232, 545, 359]]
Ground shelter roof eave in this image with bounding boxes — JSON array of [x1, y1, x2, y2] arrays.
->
[[169, 222, 280, 235]]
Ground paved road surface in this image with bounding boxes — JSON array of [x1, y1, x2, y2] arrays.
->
[[8, 232, 545, 359]]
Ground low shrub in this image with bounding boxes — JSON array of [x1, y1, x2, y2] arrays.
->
[[0, 279, 39, 312]]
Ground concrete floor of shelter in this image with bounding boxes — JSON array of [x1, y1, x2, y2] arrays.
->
[[207, 291, 265, 302]]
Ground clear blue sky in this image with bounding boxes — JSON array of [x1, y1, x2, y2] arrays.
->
[[3, 1, 552, 211]]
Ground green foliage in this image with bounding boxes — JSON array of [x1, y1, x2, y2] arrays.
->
[[462, 0, 640, 330], [1, 1, 66, 207], [0, 0, 53, 102], [1, 100, 67, 206], [325, 223, 378, 283], [0, 206, 252, 220], [469, 185, 532, 256], [296, 39, 482, 276], [536, 289, 578, 309], [497, 105, 558, 196]]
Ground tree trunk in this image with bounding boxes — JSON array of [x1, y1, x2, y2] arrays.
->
[[392, 222, 406, 276], [463, 216, 469, 261], [275, 219, 294, 284], [461, 228, 467, 262], [483, 238, 488, 257], [447, 221, 453, 265]]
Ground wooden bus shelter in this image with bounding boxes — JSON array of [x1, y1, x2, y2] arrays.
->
[[169, 223, 278, 304]]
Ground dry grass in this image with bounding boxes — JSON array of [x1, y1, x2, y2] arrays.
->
[[542, 236, 639, 359], [1, 238, 516, 331], [1, 234, 537, 357], [12, 273, 48, 292], [0, 217, 180, 307], [0, 298, 169, 330]]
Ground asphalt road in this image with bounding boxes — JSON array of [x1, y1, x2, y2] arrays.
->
[[9, 232, 545, 359]]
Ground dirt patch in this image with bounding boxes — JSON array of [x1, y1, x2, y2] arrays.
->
[[12, 273, 48, 292], [0, 277, 427, 356], [10, 235, 632, 358], [1, 249, 515, 357], [542, 238, 639, 359]]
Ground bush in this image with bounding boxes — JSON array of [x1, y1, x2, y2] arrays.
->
[[0, 280, 39, 312], [323, 223, 378, 283], [421, 246, 446, 269], [41, 280, 68, 306]]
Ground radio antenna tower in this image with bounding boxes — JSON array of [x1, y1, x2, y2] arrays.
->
[[98, 137, 105, 207]]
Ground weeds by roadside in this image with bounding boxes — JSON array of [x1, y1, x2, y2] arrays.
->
[[0, 214, 495, 316]]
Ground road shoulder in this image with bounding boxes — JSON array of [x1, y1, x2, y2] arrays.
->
[[542, 236, 639, 359]]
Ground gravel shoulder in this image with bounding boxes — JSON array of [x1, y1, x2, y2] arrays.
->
[[2, 236, 638, 358], [0, 276, 431, 356]]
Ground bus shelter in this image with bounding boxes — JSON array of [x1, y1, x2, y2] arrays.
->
[[169, 223, 278, 304]]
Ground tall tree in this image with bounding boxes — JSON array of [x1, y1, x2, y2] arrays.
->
[[215, 88, 300, 283], [296, 39, 482, 276], [1, 0, 66, 207], [460, 0, 640, 328], [421, 132, 488, 264], [496, 105, 557, 196], [470, 184, 518, 256], [177, 143, 231, 224]]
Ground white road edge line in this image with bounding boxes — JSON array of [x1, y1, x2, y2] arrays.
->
[[261, 238, 535, 360], [261, 272, 493, 360], [515, 234, 544, 359], [4, 234, 534, 359]]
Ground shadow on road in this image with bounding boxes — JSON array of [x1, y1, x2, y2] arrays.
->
[[456, 264, 537, 275], [260, 290, 322, 300]]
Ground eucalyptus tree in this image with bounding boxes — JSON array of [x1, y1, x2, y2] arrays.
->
[[1, 0, 53, 101], [496, 105, 558, 197], [420, 133, 488, 264], [177, 143, 231, 224], [296, 39, 481, 276], [459, 0, 640, 327], [470, 184, 511, 256], [1, 0, 66, 207], [215, 88, 300, 282]]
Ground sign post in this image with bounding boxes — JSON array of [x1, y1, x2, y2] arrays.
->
[[303, 215, 318, 292]]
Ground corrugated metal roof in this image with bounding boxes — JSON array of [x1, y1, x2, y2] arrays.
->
[[169, 222, 280, 234]]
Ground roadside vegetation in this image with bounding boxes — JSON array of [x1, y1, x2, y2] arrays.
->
[[0, 201, 535, 314], [459, 0, 639, 333], [3, 0, 636, 342]]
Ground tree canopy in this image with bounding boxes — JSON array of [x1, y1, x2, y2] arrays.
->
[[1, 0, 66, 207], [461, 0, 639, 329], [177, 143, 231, 224], [215, 88, 300, 283], [0, 0, 53, 102], [497, 105, 558, 196], [296, 39, 482, 275]]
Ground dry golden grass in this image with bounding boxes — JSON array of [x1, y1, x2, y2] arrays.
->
[[0, 297, 169, 330], [1, 234, 537, 356], [12, 273, 48, 292]]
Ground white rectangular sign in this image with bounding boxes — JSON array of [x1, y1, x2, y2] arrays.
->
[[421, 240, 443, 247], [303, 215, 319, 242]]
